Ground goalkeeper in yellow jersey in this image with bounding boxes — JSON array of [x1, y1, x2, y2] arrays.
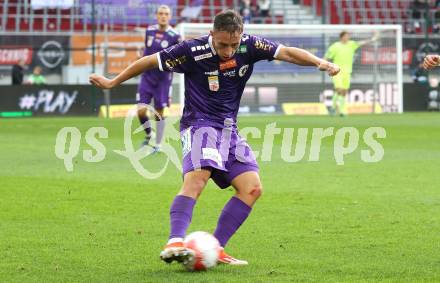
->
[[325, 31, 378, 116]]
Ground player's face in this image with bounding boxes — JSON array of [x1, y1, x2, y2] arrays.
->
[[341, 34, 350, 43], [156, 8, 171, 27], [210, 30, 242, 61]]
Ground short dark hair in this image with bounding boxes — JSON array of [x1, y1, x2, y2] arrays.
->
[[339, 31, 349, 38], [213, 9, 243, 33]]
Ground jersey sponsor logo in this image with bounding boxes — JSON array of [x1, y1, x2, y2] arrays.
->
[[239, 64, 249, 77], [219, 59, 237, 71], [194, 52, 213, 61], [191, 44, 210, 52], [165, 56, 187, 70], [237, 45, 247, 54], [204, 70, 219, 76], [161, 40, 169, 48], [155, 33, 164, 39], [254, 39, 273, 51], [222, 70, 236, 77], [208, 76, 219, 92]]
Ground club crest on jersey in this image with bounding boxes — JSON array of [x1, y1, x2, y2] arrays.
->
[[219, 59, 237, 71], [208, 76, 219, 92], [161, 40, 169, 48], [239, 64, 249, 77]]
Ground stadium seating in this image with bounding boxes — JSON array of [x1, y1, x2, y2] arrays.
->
[[0, 0, 283, 32], [2, 0, 436, 33], [304, 0, 437, 27], [302, 0, 440, 33]]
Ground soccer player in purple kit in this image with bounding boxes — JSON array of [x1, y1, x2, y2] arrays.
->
[[90, 10, 340, 266], [137, 5, 180, 151]]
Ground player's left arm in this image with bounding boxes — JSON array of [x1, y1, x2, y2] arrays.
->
[[276, 46, 340, 76]]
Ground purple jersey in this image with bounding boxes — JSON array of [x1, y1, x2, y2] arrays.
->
[[157, 34, 281, 128], [140, 25, 180, 88]]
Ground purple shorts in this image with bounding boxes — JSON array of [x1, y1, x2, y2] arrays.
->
[[136, 77, 172, 110], [181, 125, 259, 189]]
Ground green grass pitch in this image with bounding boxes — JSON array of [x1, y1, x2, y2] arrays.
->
[[1, 113, 440, 282]]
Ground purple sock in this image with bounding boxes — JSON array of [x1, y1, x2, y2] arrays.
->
[[169, 195, 196, 239], [138, 115, 151, 137], [213, 197, 252, 247]]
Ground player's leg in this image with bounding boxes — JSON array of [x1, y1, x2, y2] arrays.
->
[[153, 107, 165, 152], [332, 75, 343, 115], [332, 88, 341, 115], [213, 170, 262, 265], [338, 89, 348, 116], [214, 170, 262, 246], [210, 131, 261, 265], [136, 83, 153, 147], [338, 73, 351, 116], [165, 125, 221, 246], [152, 85, 171, 152], [160, 169, 211, 263]]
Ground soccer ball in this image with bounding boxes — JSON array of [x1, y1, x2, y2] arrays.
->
[[183, 231, 220, 271]]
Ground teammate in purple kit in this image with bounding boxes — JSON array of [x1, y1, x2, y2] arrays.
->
[[137, 5, 180, 152], [90, 10, 340, 266]]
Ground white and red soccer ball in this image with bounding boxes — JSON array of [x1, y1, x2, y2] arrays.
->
[[183, 231, 220, 271]]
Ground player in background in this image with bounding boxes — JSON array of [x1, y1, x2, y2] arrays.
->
[[137, 5, 180, 151], [325, 31, 378, 116], [90, 10, 339, 266], [423, 54, 440, 70]]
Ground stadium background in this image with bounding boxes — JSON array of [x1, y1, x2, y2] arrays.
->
[[0, 0, 439, 116], [1, 1, 440, 282]]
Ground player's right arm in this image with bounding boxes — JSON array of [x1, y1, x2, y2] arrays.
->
[[89, 54, 159, 89], [423, 54, 440, 70]]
